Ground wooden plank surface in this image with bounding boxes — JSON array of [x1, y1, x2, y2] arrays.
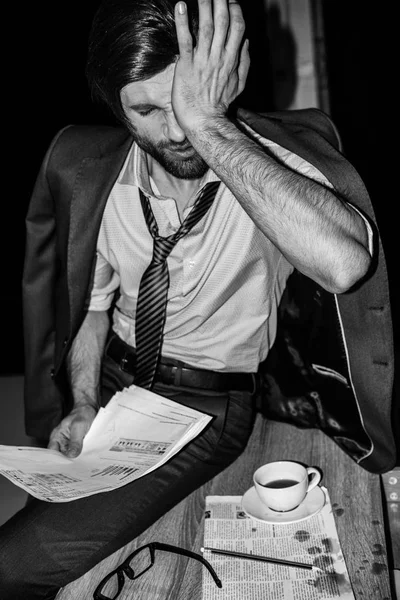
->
[[56, 414, 393, 600]]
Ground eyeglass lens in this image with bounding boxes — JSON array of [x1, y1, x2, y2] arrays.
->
[[97, 546, 152, 600]]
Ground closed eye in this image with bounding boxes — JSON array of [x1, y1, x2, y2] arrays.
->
[[136, 107, 157, 117]]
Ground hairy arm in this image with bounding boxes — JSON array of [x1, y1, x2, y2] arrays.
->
[[187, 118, 371, 293], [48, 310, 110, 457], [173, 0, 371, 293]]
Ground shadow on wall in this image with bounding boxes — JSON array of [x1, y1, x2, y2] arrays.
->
[[240, 0, 297, 112]]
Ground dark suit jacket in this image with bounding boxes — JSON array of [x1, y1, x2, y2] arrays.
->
[[22, 107, 397, 474]]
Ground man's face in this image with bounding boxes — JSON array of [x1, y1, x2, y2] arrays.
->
[[120, 64, 208, 180]]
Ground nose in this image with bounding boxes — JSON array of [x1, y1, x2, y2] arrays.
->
[[163, 111, 186, 143]]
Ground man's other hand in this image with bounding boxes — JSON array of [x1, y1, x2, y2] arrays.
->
[[47, 405, 98, 458]]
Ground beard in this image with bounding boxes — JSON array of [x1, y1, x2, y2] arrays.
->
[[129, 128, 209, 180]]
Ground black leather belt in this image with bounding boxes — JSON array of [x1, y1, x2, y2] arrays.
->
[[105, 335, 257, 393]]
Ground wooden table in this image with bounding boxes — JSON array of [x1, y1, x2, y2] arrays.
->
[[56, 414, 393, 599]]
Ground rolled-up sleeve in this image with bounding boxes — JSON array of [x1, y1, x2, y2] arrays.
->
[[346, 203, 374, 256], [88, 251, 120, 311]]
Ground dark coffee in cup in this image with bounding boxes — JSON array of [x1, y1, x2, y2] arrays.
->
[[263, 478, 299, 489]]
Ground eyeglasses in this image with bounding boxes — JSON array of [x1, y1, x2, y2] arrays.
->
[[93, 541, 223, 599]]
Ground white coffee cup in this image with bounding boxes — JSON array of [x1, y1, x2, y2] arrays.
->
[[253, 460, 321, 512]]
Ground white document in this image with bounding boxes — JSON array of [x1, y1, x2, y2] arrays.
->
[[0, 385, 212, 502], [201, 489, 354, 600]]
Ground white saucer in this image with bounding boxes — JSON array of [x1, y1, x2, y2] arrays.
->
[[241, 485, 326, 524]]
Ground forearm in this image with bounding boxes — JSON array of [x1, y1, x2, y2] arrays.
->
[[67, 310, 110, 410], [187, 117, 371, 293]]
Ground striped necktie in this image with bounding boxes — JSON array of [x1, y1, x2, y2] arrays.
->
[[135, 181, 220, 389]]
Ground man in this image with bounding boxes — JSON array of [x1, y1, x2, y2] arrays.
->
[[0, 0, 395, 598]]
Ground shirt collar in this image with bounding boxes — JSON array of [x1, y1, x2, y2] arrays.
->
[[118, 143, 153, 194]]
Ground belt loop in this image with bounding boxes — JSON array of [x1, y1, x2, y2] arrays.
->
[[251, 373, 259, 395], [120, 352, 130, 373], [173, 365, 182, 386]]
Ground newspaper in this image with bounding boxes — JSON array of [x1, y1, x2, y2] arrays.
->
[[201, 490, 354, 600], [0, 385, 212, 502]]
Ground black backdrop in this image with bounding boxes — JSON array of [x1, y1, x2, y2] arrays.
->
[[1, 1, 394, 375]]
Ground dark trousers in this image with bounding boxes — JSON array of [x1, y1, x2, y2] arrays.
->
[[0, 353, 257, 600]]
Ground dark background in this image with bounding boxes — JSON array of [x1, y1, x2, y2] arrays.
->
[[1, 1, 395, 375]]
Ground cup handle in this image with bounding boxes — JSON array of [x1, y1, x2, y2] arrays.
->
[[306, 467, 321, 493]]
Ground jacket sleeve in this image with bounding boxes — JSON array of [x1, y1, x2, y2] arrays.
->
[[22, 128, 70, 440]]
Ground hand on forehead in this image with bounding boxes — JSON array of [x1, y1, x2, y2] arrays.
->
[[172, 0, 249, 130]]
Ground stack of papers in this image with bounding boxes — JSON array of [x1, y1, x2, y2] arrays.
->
[[201, 490, 354, 600], [0, 385, 212, 502]]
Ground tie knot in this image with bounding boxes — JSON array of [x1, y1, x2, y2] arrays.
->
[[152, 236, 176, 263]]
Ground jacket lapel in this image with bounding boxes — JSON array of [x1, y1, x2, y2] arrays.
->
[[67, 138, 133, 335]]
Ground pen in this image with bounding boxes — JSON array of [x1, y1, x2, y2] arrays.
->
[[201, 547, 315, 571]]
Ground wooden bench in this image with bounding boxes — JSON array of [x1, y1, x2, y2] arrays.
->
[[56, 414, 393, 599]]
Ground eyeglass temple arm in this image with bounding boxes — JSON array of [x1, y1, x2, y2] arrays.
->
[[152, 542, 222, 588]]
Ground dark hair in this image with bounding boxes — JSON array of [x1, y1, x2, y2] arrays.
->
[[86, 0, 199, 124]]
